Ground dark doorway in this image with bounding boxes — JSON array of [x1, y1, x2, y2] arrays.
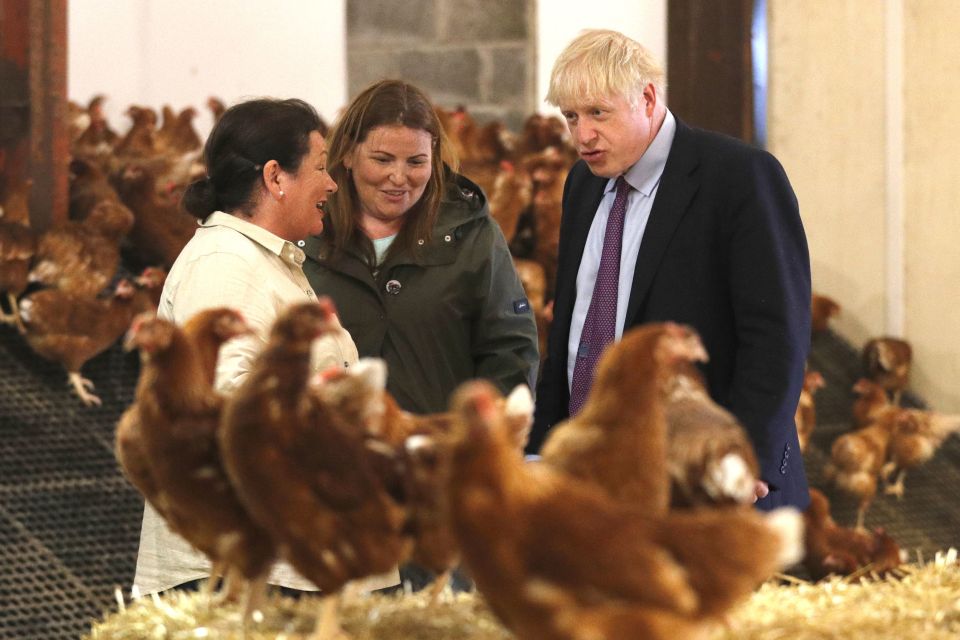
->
[[667, 0, 763, 145]]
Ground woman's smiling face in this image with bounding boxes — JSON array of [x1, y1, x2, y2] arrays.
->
[[344, 124, 433, 237]]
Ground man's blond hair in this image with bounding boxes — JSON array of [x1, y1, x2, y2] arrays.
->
[[546, 29, 666, 109]]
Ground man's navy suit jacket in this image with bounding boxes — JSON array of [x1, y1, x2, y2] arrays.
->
[[529, 118, 812, 510]]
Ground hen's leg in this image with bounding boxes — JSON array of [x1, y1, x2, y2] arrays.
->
[[67, 371, 102, 406], [201, 562, 223, 598], [311, 592, 349, 640], [880, 461, 897, 485], [0, 294, 26, 333], [855, 500, 870, 531], [425, 568, 451, 605], [241, 573, 268, 627], [884, 469, 907, 498]]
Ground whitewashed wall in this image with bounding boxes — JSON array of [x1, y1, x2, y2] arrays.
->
[[69, 0, 666, 132], [535, 0, 667, 114], [68, 0, 958, 411], [902, 0, 960, 413], [68, 0, 347, 141], [769, 0, 960, 413], [768, 0, 888, 342]]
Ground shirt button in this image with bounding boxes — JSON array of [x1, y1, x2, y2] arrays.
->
[[417, 239, 425, 246], [385, 279, 401, 295], [444, 235, 452, 242], [297, 240, 305, 247]]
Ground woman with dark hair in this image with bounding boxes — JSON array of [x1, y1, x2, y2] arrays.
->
[[158, 97, 357, 392], [302, 80, 538, 418], [134, 97, 366, 596]]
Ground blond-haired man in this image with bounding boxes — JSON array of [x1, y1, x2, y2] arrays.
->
[[529, 29, 811, 511]]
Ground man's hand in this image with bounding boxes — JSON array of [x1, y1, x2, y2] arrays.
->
[[752, 480, 770, 503]]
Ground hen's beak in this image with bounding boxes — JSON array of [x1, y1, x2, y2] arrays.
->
[[122, 328, 139, 352], [685, 334, 709, 363], [667, 326, 708, 363]]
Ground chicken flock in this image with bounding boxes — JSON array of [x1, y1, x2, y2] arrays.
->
[[2, 96, 958, 638], [118, 298, 804, 639], [0, 94, 209, 405]]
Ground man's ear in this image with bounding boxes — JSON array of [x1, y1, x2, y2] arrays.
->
[[262, 159, 284, 200], [641, 83, 658, 117]]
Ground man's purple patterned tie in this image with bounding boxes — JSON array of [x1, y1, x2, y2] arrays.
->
[[568, 176, 631, 416]]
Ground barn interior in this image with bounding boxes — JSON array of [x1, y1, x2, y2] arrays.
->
[[2, 1, 960, 638]]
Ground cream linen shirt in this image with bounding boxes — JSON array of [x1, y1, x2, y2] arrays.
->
[[134, 211, 397, 594]]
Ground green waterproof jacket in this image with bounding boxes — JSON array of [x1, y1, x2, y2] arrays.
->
[[300, 172, 539, 415]]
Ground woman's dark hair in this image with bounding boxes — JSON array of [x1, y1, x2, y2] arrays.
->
[[181, 98, 322, 219], [324, 80, 456, 263]]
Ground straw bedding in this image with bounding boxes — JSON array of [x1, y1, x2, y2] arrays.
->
[[87, 550, 960, 640]]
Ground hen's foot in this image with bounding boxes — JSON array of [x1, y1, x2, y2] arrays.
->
[[884, 478, 906, 498], [68, 372, 102, 407]]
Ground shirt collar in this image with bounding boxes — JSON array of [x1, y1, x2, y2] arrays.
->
[[202, 211, 305, 265], [605, 109, 677, 198]]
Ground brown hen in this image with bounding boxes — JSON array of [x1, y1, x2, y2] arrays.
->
[[18, 273, 162, 406], [541, 322, 708, 514], [0, 177, 32, 226], [795, 369, 825, 452], [663, 361, 760, 508], [862, 337, 912, 405], [155, 105, 179, 153], [118, 310, 272, 617], [852, 377, 895, 428], [28, 199, 134, 296], [168, 106, 203, 154], [803, 488, 902, 581], [811, 293, 840, 333], [73, 95, 119, 153], [68, 157, 123, 221], [824, 412, 899, 529], [114, 105, 158, 158], [0, 219, 35, 332], [207, 97, 226, 124], [113, 162, 197, 268], [516, 113, 571, 157], [446, 380, 803, 640], [309, 358, 534, 601], [220, 301, 407, 637], [522, 146, 572, 296], [883, 409, 960, 498], [487, 161, 532, 244]]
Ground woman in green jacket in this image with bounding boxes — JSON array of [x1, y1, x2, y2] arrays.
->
[[301, 80, 538, 415]]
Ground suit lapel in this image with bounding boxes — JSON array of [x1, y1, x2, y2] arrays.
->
[[624, 121, 701, 325]]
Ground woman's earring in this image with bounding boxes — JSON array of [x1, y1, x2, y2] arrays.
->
[[279, 190, 285, 198]]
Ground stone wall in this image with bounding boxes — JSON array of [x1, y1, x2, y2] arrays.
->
[[346, 0, 535, 131]]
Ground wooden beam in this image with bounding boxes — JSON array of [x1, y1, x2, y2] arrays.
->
[[667, 0, 754, 142], [28, 0, 68, 230], [0, 0, 67, 230]]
